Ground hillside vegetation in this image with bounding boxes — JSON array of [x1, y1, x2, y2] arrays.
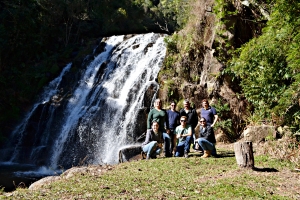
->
[[159, 0, 300, 139]]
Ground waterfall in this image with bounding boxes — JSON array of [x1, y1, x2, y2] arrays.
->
[[1, 33, 166, 169]]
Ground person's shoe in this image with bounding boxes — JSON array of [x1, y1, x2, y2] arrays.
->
[[195, 143, 200, 150], [146, 154, 150, 160], [201, 150, 211, 158], [141, 151, 146, 159], [165, 154, 172, 158], [184, 151, 189, 158], [172, 150, 176, 156]]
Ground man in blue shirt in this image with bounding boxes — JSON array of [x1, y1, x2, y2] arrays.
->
[[200, 99, 218, 127], [167, 101, 180, 155]]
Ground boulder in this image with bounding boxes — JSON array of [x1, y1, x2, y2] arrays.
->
[[119, 145, 143, 163], [29, 176, 61, 190], [29, 165, 115, 190], [243, 125, 276, 143]]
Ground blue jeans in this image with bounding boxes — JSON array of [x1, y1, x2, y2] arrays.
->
[[163, 132, 171, 157], [198, 138, 216, 154], [169, 129, 177, 153], [191, 129, 195, 150], [175, 136, 192, 157], [142, 141, 161, 158]]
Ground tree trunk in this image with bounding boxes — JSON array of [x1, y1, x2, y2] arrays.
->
[[234, 141, 254, 169]]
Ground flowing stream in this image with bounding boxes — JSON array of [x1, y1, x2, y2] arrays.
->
[[0, 33, 166, 191]]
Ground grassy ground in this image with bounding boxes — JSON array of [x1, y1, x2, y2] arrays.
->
[[1, 147, 300, 199]]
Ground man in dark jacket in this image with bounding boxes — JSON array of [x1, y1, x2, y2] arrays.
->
[[179, 99, 198, 151], [167, 101, 180, 154]]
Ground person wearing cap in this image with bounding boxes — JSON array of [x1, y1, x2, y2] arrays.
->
[[174, 116, 192, 158], [167, 101, 180, 155], [147, 98, 172, 157]]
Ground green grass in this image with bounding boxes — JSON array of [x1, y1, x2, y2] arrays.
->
[[1, 148, 299, 199]]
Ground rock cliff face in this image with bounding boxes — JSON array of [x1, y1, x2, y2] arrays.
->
[[158, 0, 266, 140]]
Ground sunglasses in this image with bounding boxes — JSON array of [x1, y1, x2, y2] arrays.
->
[[171, 104, 176, 106], [180, 120, 186, 122], [200, 121, 205, 123]]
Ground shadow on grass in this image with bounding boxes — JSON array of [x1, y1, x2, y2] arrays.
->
[[253, 167, 278, 172], [189, 149, 235, 158]]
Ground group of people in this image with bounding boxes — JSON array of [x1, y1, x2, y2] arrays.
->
[[142, 98, 218, 160]]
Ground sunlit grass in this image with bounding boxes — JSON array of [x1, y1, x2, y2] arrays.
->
[[3, 148, 299, 199]]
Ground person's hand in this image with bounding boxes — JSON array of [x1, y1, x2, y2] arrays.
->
[[166, 129, 170, 134], [157, 143, 163, 148]]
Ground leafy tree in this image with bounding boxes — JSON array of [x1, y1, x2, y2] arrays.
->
[[230, 0, 300, 131]]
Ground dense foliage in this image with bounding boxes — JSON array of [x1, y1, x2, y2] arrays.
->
[[230, 0, 300, 132]]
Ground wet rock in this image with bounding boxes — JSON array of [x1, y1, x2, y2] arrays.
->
[[29, 176, 61, 190]]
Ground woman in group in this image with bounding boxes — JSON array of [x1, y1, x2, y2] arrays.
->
[[147, 98, 171, 157], [142, 121, 164, 159], [196, 117, 216, 158]]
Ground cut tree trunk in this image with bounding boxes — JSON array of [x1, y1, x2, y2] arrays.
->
[[234, 141, 254, 169]]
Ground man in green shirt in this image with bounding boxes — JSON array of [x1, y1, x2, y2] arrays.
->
[[174, 116, 192, 158]]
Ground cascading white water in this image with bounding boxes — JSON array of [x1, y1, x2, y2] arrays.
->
[[52, 33, 166, 167], [7, 63, 72, 163], [0, 33, 166, 192], [2, 33, 166, 170]]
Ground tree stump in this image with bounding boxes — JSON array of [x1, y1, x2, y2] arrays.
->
[[234, 141, 254, 169]]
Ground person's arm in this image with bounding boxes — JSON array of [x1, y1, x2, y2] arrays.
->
[[198, 126, 202, 138], [176, 112, 180, 126], [211, 114, 218, 127], [210, 107, 218, 127], [158, 132, 164, 148], [142, 129, 151, 145], [164, 109, 170, 133], [206, 126, 214, 137], [147, 110, 153, 129], [192, 110, 199, 129], [179, 109, 184, 117], [182, 126, 192, 137], [176, 128, 181, 139]]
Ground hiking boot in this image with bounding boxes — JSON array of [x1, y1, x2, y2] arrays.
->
[[141, 151, 146, 159], [184, 151, 189, 158], [201, 150, 211, 158], [146, 154, 150, 160]]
